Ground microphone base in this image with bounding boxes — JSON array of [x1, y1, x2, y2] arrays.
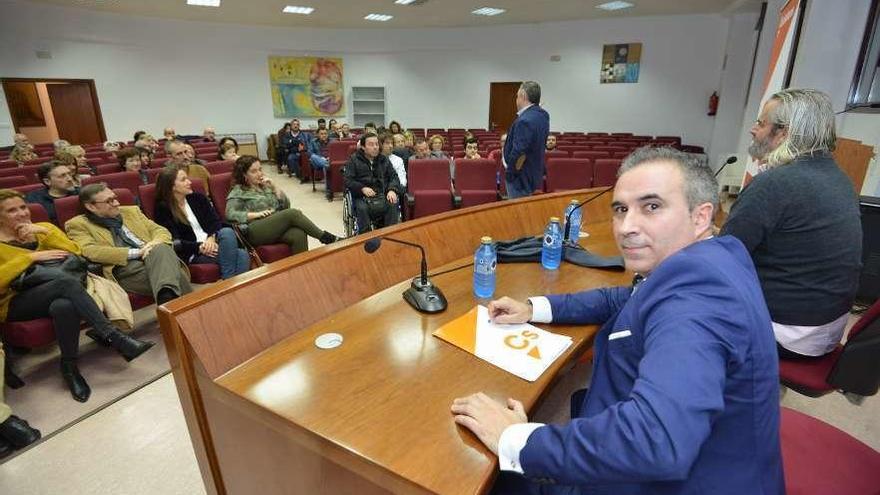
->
[[403, 277, 448, 314]]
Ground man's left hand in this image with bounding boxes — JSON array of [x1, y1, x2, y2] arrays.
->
[[451, 392, 527, 455], [386, 190, 398, 204]]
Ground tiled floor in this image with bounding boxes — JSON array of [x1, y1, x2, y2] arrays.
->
[[2, 170, 877, 494]]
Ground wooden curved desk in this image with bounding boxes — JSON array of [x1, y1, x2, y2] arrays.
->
[[158, 189, 629, 495]]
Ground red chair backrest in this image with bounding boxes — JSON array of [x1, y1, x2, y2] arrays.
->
[[190, 178, 207, 196], [208, 173, 233, 218], [0, 160, 18, 169], [150, 157, 170, 168], [27, 203, 51, 224], [545, 158, 593, 192], [55, 187, 135, 228], [572, 150, 611, 161], [408, 159, 451, 191], [594, 159, 622, 187], [545, 150, 570, 159], [0, 165, 41, 182], [204, 160, 234, 175], [146, 168, 162, 183], [328, 141, 352, 162], [0, 175, 28, 188], [139, 184, 157, 219], [12, 183, 43, 195], [455, 159, 497, 191], [95, 163, 121, 175], [82, 171, 142, 198]]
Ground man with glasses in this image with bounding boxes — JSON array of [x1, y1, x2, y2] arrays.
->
[[26, 162, 79, 225], [65, 183, 192, 305]]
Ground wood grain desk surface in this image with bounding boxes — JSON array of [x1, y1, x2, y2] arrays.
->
[[216, 226, 629, 495]]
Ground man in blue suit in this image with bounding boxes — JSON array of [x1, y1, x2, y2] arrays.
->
[[503, 81, 550, 198], [452, 147, 784, 494]]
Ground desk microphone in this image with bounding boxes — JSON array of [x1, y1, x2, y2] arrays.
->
[[714, 155, 738, 178], [563, 185, 615, 244], [364, 237, 448, 314]]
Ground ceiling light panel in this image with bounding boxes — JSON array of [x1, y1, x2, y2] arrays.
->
[[472, 7, 506, 16], [394, 0, 418, 4], [596, 1, 635, 11], [282, 5, 314, 14], [364, 13, 394, 21], [187, 0, 221, 7]]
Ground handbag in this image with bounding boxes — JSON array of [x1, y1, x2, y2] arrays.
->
[[12, 254, 88, 292], [363, 195, 389, 219], [232, 224, 263, 269]]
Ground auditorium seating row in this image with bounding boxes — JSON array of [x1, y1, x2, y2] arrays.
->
[[0, 140, 220, 169]]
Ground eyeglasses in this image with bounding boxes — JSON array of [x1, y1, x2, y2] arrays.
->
[[92, 196, 120, 205]]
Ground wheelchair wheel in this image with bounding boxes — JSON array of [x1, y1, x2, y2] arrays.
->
[[342, 190, 358, 238]]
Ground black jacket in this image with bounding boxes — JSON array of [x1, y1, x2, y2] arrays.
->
[[343, 149, 403, 199], [154, 192, 226, 262]]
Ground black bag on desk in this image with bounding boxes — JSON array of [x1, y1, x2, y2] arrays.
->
[[494, 236, 626, 270], [11, 255, 88, 292]]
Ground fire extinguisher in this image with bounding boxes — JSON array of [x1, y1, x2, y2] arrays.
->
[[708, 91, 719, 116]]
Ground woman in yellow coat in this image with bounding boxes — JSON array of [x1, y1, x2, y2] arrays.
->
[[0, 189, 153, 403]]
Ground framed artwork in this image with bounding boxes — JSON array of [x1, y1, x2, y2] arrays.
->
[[600, 43, 641, 84], [268, 56, 345, 118], [2, 81, 46, 127]]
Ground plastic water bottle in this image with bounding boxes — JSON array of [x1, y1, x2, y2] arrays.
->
[[564, 199, 582, 243], [473, 236, 497, 298], [541, 217, 563, 270]]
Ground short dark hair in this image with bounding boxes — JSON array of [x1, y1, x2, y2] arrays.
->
[[317, 118, 326, 124], [133, 130, 146, 142], [364, 122, 376, 130], [378, 132, 394, 146], [232, 155, 260, 186], [618, 146, 718, 212], [520, 81, 541, 105], [464, 137, 479, 147], [37, 161, 68, 185], [116, 147, 140, 169], [359, 132, 378, 147], [79, 183, 109, 206]]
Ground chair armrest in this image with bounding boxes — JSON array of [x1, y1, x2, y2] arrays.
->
[[405, 192, 415, 206]]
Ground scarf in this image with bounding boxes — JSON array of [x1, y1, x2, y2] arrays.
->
[[86, 212, 144, 249]]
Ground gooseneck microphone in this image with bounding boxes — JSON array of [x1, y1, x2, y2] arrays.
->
[[364, 237, 448, 314], [714, 155, 738, 178], [563, 185, 615, 244]]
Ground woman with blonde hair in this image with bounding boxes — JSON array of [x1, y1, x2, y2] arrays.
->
[[428, 134, 448, 159]]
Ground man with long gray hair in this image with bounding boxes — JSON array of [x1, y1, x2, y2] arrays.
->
[[722, 88, 861, 359]]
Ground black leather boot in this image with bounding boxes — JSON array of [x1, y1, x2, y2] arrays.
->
[[0, 438, 13, 458], [107, 331, 155, 362], [4, 358, 24, 389], [59, 360, 90, 403], [319, 231, 340, 244], [0, 415, 41, 449]]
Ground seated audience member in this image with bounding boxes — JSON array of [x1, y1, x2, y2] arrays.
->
[[10, 134, 37, 165], [52, 139, 71, 154], [25, 162, 79, 224], [452, 147, 783, 494], [184, 143, 206, 165], [117, 147, 149, 185], [363, 122, 378, 136], [1, 189, 154, 402], [463, 137, 482, 159], [403, 131, 415, 151], [0, 342, 41, 457], [380, 133, 407, 189], [225, 156, 338, 254], [392, 133, 411, 163], [54, 147, 87, 186], [316, 118, 327, 131], [219, 143, 239, 162], [163, 127, 177, 141], [218, 136, 239, 155], [488, 133, 507, 162], [202, 127, 217, 142], [338, 123, 352, 139], [328, 119, 338, 135], [166, 140, 212, 196], [411, 138, 431, 160], [103, 141, 122, 156], [153, 168, 248, 279], [545, 134, 558, 151], [388, 121, 403, 135], [307, 128, 332, 171], [278, 119, 307, 177], [65, 183, 193, 305], [133, 130, 147, 143], [429, 135, 448, 158], [721, 88, 861, 360], [343, 133, 402, 233]]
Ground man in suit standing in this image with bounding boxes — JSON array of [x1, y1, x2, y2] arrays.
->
[[503, 81, 550, 198], [451, 147, 783, 494]]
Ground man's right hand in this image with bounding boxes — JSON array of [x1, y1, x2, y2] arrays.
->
[[487, 297, 532, 324], [29, 250, 70, 262], [139, 240, 162, 259], [362, 187, 377, 197]]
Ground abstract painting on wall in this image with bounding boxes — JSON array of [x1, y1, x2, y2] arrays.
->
[[268, 56, 345, 118], [600, 43, 641, 84]]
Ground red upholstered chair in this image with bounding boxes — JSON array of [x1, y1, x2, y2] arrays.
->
[[138, 184, 158, 219], [573, 150, 611, 161], [94, 163, 120, 175], [545, 150, 570, 159], [780, 407, 880, 494], [328, 141, 352, 162], [0, 165, 41, 183], [779, 299, 880, 401], [0, 160, 17, 169], [454, 159, 498, 208], [545, 158, 593, 192], [83, 171, 143, 198], [594, 159, 622, 187], [207, 173, 233, 218], [27, 203, 50, 223], [654, 135, 682, 147], [406, 158, 454, 219], [0, 175, 28, 188], [146, 168, 162, 183], [23, 158, 46, 167], [327, 161, 346, 200], [612, 151, 631, 159], [150, 157, 169, 168], [204, 160, 234, 175], [11, 183, 43, 195]]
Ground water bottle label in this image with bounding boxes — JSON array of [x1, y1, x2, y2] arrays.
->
[[475, 258, 497, 275], [544, 234, 558, 248]]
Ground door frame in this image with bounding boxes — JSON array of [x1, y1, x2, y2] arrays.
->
[[488, 81, 522, 131], [1, 77, 107, 142]]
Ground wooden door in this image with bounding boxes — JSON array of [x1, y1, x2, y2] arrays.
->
[[47, 82, 105, 145], [488, 82, 521, 134]]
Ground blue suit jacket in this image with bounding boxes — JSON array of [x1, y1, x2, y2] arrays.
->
[[504, 105, 550, 193], [520, 236, 784, 495]]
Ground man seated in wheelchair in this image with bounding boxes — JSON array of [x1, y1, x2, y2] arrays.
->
[[343, 133, 403, 233]]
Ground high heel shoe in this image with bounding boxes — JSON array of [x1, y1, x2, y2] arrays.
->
[[60, 360, 90, 403]]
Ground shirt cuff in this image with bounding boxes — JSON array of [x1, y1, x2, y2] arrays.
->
[[501, 154, 508, 169], [127, 248, 140, 260], [528, 296, 553, 323], [498, 423, 545, 474]]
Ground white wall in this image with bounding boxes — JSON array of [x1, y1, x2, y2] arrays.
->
[[0, 0, 729, 155]]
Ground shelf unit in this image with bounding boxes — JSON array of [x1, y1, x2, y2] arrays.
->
[[352, 86, 385, 128]]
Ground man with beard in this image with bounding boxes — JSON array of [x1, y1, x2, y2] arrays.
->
[[721, 89, 861, 359]]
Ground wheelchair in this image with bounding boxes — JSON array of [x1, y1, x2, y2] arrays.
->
[[342, 189, 403, 238]]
